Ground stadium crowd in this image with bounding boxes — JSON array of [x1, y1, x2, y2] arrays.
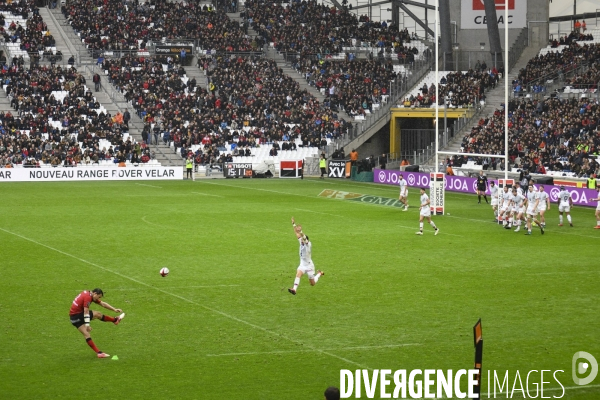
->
[[401, 69, 499, 108], [101, 53, 350, 163], [1, 0, 58, 58], [8, 0, 599, 180], [458, 94, 600, 178], [549, 31, 594, 48], [295, 57, 397, 116], [451, 41, 600, 177], [515, 42, 600, 87], [62, 0, 252, 55], [0, 64, 150, 167], [244, 0, 417, 56]]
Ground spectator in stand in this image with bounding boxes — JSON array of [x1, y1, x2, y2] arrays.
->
[[350, 149, 358, 166]]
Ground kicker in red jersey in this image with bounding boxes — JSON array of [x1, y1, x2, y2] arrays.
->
[[69, 290, 101, 316]]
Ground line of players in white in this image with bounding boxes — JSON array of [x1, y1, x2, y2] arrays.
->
[[490, 182, 549, 235], [489, 181, 600, 234]]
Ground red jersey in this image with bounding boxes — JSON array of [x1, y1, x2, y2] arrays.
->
[[69, 290, 100, 315]]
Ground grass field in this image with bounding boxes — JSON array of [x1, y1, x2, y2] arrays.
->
[[1, 177, 599, 400]]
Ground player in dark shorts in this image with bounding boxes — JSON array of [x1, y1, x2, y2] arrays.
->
[[69, 288, 125, 358], [476, 170, 489, 204]]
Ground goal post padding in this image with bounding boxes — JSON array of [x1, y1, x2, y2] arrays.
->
[[429, 173, 445, 215]]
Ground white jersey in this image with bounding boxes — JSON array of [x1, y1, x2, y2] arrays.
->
[[537, 191, 549, 210], [526, 190, 539, 214], [420, 193, 431, 217], [501, 190, 512, 209], [513, 193, 525, 210], [298, 238, 313, 265], [516, 187, 524, 197], [490, 185, 498, 205], [596, 191, 600, 210], [398, 178, 407, 196], [558, 190, 571, 206], [507, 193, 517, 210]]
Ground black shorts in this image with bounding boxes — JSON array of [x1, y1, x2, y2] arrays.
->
[[70, 311, 93, 329], [477, 185, 486, 192]]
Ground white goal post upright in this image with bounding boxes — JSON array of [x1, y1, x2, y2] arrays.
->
[[433, 0, 511, 211], [431, 0, 445, 215]]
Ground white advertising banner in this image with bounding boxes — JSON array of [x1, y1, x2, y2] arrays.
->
[[0, 166, 183, 182], [461, 0, 527, 29]]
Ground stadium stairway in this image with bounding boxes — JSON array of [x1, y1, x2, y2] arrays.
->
[[439, 44, 545, 157], [37, 8, 74, 65], [0, 83, 12, 112], [44, 8, 95, 66], [226, 12, 260, 38]]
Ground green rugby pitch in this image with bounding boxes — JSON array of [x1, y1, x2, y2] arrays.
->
[[0, 178, 598, 399]]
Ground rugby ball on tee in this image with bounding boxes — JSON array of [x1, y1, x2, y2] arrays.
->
[[160, 267, 169, 277]]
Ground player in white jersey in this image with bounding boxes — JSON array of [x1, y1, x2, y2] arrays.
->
[[288, 217, 324, 295], [514, 182, 524, 197], [513, 182, 527, 225], [557, 186, 573, 227], [489, 181, 499, 220], [511, 187, 526, 232], [416, 188, 439, 235], [536, 185, 550, 227], [525, 184, 544, 235], [499, 186, 513, 227], [398, 174, 409, 211], [503, 190, 517, 229], [592, 187, 600, 229]]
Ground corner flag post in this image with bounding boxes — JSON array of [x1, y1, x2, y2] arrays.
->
[[473, 319, 483, 398]]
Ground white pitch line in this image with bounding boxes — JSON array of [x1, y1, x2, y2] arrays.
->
[[141, 216, 178, 231], [135, 183, 162, 189], [0, 227, 372, 371], [293, 208, 345, 218], [206, 343, 421, 357], [191, 191, 224, 198]]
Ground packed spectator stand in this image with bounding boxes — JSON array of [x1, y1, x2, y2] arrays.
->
[[454, 39, 600, 179], [400, 67, 501, 108], [99, 52, 350, 168], [62, 0, 252, 55], [1, 0, 63, 64], [0, 63, 151, 168], [18, 0, 599, 178]]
